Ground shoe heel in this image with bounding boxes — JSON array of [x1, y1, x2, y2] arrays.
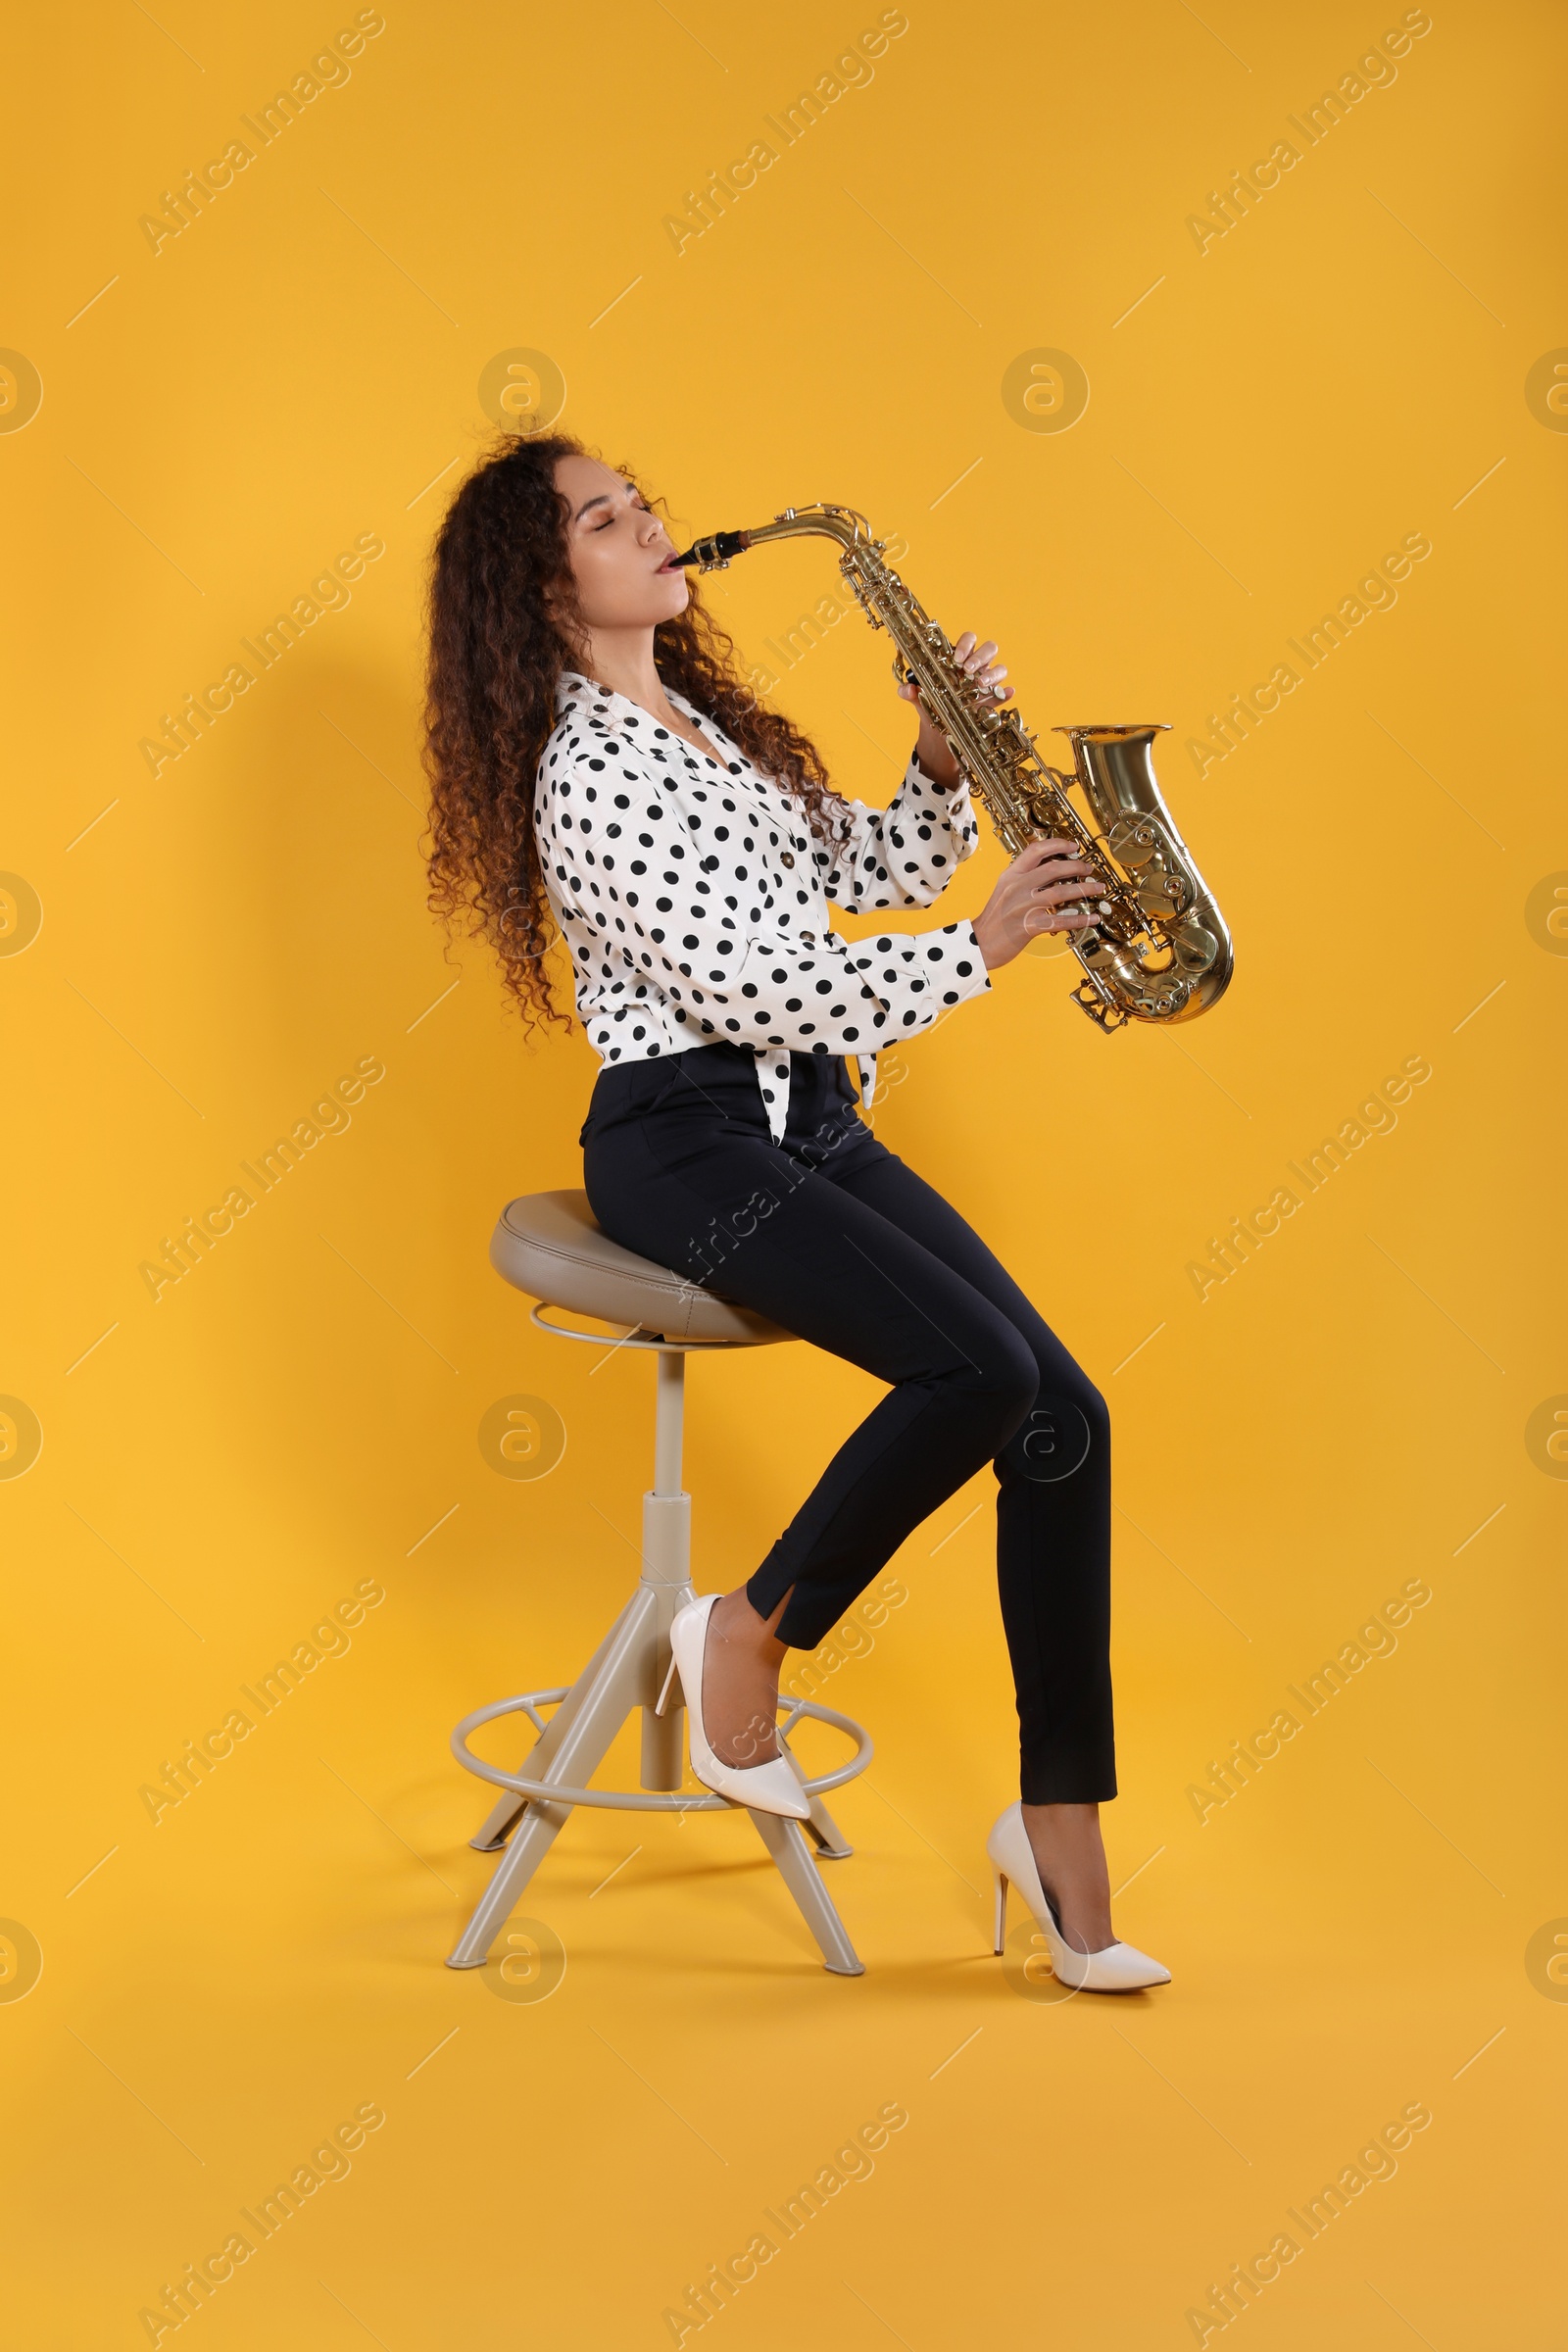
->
[[654, 1647, 681, 1719], [993, 1868, 1008, 1956]]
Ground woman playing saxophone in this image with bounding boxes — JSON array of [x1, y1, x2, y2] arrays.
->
[[423, 432, 1170, 1990]]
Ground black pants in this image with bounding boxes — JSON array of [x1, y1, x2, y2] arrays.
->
[[580, 1042, 1114, 1802]]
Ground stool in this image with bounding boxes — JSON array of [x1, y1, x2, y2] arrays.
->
[[445, 1190, 873, 1977]]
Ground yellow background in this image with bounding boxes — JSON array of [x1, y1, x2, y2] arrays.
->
[[3, 0, 1563, 2342]]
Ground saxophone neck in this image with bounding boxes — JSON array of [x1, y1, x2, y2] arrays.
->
[[672, 505, 875, 569], [746, 504, 871, 553]]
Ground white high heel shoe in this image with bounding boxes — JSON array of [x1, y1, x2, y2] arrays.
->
[[657, 1593, 810, 1820], [987, 1801, 1171, 1992]]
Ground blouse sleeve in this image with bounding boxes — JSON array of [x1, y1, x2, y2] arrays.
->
[[536, 729, 991, 1058], [816, 754, 983, 912]]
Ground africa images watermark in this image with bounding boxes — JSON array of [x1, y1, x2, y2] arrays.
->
[[1185, 531, 1432, 780], [137, 1579, 387, 1825], [138, 1054, 385, 1301], [786, 1573, 908, 1703], [138, 532, 385, 777], [1184, 10, 1433, 258], [137, 11, 387, 256], [680, 1011, 970, 1283], [1185, 1053, 1432, 1302], [743, 529, 910, 702], [661, 2099, 909, 2342], [1186, 1576, 1433, 1825], [663, 11, 909, 256], [137, 2099, 387, 2342], [1185, 2100, 1433, 2341], [682, 1094, 869, 1284]]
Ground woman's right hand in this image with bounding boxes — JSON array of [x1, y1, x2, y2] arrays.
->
[[970, 837, 1109, 972]]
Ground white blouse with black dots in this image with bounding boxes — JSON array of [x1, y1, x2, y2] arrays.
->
[[534, 668, 994, 1144]]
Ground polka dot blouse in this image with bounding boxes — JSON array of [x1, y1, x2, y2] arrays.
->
[[534, 668, 993, 1143]]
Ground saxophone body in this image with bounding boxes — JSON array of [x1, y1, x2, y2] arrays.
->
[[674, 504, 1233, 1031]]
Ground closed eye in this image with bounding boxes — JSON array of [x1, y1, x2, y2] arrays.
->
[[593, 499, 651, 531]]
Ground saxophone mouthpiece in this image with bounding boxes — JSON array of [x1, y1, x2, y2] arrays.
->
[[671, 528, 752, 570]]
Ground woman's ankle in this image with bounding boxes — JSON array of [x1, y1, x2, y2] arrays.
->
[[1019, 1802, 1112, 1948], [1020, 1801, 1103, 1844], [714, 1583, 789, 1657], [700, 1594, 785, 1763]]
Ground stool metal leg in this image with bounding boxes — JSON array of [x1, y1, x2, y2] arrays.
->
[[779, 1724, 854, 1861], [468, 1599, 636, 1853], [448, 1584, 660, 1967], [747, 1811, 864, 1975]]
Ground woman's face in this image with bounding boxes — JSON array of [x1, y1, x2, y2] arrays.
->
[[554, 453, 689, 639]]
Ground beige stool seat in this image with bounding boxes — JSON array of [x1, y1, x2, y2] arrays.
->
[[490, 1188, 792, 1346], [446, 1189, 872, 1978]]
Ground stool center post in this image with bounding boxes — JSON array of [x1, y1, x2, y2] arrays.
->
[[642, 1348, 692, 1596], [641, 1347, 693, 1788], [652, 1347, 685, 1499]]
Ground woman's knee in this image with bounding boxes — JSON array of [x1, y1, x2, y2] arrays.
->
[[999, 1370, 1108, 1483], [959, 1323, 1040, 1443]]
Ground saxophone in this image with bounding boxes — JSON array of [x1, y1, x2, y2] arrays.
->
[[673, 503, 1233, 1031]]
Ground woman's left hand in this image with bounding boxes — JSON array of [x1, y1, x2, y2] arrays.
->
[[898, 630, 1012, 788]]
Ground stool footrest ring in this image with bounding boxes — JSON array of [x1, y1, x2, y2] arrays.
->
[[451, 1687, 873, 1815]]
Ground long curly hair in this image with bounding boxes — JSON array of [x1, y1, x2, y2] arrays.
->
[[422, 430, 853, 1033]]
